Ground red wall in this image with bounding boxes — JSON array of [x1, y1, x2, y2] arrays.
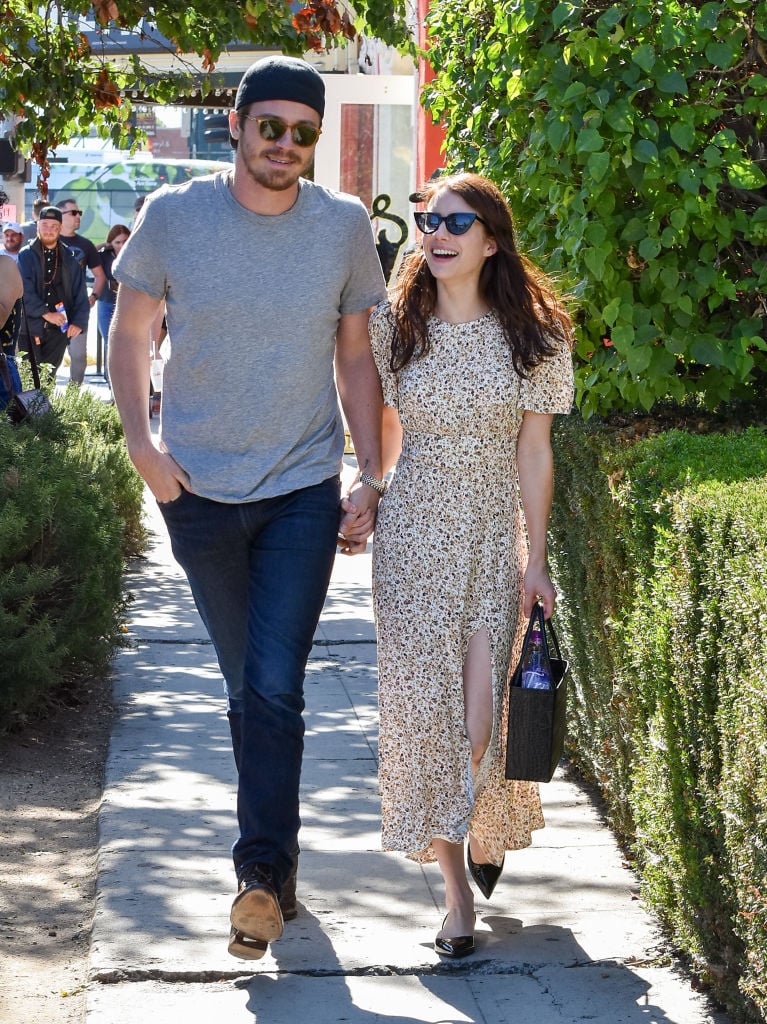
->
[[415, 0, 447, 189]]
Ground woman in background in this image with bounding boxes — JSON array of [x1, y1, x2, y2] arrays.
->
[[97, 224, 130, 382]]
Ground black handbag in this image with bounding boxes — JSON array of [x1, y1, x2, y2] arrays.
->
[[3, 300, 52, 424], [505, 601, 569, 783]]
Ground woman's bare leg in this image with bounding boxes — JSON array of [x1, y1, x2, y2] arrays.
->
[[463, 626, 494, 864], [433, 838, 474, 939], [432, 626, 495, 936]]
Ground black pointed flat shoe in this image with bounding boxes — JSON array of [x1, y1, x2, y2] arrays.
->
[[434, 913, 476, 959], [467, 846, 504, 900]]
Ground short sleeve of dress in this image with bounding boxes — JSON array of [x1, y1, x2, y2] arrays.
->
[[518, 332, 575, 414], [369, 300, 398, 409]]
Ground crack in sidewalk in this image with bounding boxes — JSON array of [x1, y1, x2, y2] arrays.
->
[[91, 955, 659, 987], [90, 960, 544, 985]]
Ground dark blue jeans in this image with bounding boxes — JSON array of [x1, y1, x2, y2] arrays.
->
[[158, 476, 341, 888]]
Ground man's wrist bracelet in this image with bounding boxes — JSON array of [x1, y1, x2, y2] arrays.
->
[[358, 472, 387, 495]]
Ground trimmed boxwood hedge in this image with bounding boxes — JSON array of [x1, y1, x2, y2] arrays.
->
[[549, 416, 767, 1021], [0, 385, 145, 723]]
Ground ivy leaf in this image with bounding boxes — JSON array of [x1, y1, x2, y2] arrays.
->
[[638, 237, 661, 260], [587, 150, 611, 181], [546, 118, 570, 149], [705, 41, 735, 68], [634, 139, 659, 163], [697, 3, 721, 31], [691, 338, 725, 366], [562, 81, 588, 104], [626, 344, 653, 376], [670, 122, 695, 151], [622, 217, 648, 242], [576, 127, 604, 153], [596, 8, 624, 36], [603, 296, 621, 326], [632, 44, 656, 73], [552, 2, 573, 29], [611, 324, 636, 352], [657, 71, 688, 95], [727, 160, 767, 190], [584, 245, 608, 277], [678, 167, 702, 194]]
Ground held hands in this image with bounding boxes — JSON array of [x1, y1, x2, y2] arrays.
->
[[523, 563, 557, 620], [337, 484, 379, 555]]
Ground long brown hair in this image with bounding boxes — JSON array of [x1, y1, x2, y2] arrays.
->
[[105, 224, 131, 245], [389, 173, 572, 376]]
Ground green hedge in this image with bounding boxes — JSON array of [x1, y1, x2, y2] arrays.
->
[[0, 386, 145, 722], [550, 417, 767, 1022]]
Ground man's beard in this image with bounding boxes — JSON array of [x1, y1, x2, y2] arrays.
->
[[244, 147, 312, 192]]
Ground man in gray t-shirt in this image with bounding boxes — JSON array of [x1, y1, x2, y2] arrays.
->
[[110, 56, 387, 962]]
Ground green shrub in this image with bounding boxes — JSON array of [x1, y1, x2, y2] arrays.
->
[[53, 386, 146, 558], [0, 387, 145, 721], [549, 418, 767, 1021], [627, 483, 767, 1015], [423, 0, 767, 417]]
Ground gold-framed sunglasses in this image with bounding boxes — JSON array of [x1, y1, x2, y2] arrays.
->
[[242, 114, 322, 148]]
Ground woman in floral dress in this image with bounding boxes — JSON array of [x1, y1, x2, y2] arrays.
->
[[368, 173, 574, 958]]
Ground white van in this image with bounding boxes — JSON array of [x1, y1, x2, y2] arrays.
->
[[26, 156, 231, 241]]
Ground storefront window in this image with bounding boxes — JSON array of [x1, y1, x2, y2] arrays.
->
[[340, 103, 413, 282]]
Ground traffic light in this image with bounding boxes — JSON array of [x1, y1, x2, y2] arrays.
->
[[203, 113, 231, 143], [0, 139, 17, 175]]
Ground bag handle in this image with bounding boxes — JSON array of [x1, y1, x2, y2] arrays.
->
[[518, 602, 541, 652], [529, 600, 564, 668], [20, 299, 43, 392]]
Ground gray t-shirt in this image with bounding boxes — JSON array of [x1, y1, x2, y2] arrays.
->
[[114, 172, 386, 502]]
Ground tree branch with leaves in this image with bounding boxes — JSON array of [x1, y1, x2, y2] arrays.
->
[[0, 0, 412, 194]]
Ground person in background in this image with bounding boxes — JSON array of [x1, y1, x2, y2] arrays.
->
[[0, 254, 24, 408], [109, 56, 386, 962], [17, 206, 89, 372], [2, 222, 24, 263], [0, 254, 22, 336], [22, 198, 48, 243], [97, 224, 131, 383], [132, 195, 147, 224], [56, 197, 106, 384], [366, 172, 574, 959]]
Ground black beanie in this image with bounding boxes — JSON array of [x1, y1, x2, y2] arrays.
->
[[235, 57, 325, 120]]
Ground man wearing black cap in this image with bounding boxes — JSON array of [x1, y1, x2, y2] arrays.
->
[[57, 197, 107, 384], [17, 205, 89, 370], [110, 56, 387, 960]]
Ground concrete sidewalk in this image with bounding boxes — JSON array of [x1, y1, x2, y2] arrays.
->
[[85, 478, 731, 1023]]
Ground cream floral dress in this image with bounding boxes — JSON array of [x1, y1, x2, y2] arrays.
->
[[370, 300, 574, 865]]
